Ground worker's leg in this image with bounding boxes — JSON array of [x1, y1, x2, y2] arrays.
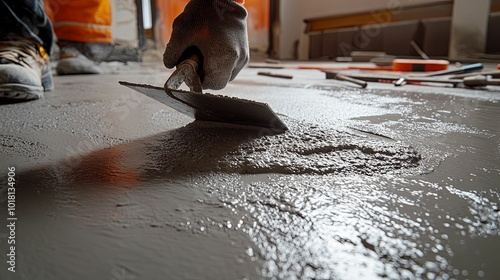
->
[[46, 0, 112, 75], [49, 0, 112, 43], [1, 0, 54, 54], [0, 0, 54, 100]]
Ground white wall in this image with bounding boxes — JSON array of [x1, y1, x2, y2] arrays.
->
[[279, 0, 301, 59], [111, 0, 138, 47], [280, 0, 449, 59]]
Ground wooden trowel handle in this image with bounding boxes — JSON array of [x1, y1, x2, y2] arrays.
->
[[177, 46, 204, 81], [166, 47, 204, 92]]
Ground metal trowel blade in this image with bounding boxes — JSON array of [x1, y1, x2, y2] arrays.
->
[[119, 81, 288, 132]]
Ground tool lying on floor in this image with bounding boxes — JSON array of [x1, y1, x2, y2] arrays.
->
[[325, 71, 500, 88], [392, 59, 449, 72], [395, 75, 500, 88], [257, 71, 293, 79], [327, 72, 367, 88], [418, 63, 483, 77], [120, 51, 288, 132], [393, 77, 460, 87], [462, 75, 500, 87], [451, 70, 500, 79]]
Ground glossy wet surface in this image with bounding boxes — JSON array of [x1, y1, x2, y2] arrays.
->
[[1, 63, 499, 279]]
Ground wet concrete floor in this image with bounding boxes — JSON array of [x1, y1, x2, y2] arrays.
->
[[0, 62, 499, 279]]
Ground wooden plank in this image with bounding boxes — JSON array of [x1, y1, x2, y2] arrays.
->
[[305, 1, 453, 33], [307, 11, 393, 32]]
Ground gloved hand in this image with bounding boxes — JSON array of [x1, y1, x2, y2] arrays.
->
[[163, 0, 249, 90]]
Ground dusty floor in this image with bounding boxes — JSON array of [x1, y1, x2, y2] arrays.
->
[[0, 61, 499, 280]]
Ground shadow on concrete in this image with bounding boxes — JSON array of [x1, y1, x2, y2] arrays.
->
[[0, 98, 33, 105], [6, 121, 275, 197]]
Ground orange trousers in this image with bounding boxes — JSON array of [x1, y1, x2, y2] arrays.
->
[[43, 0, 112, 43]]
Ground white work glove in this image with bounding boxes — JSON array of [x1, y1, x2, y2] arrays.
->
[[163, 0, 249, 90]]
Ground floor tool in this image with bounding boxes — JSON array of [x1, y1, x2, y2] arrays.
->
[[325, 71, 500, 89], [392, 77, 460, 87], [394, 75, 500, 88], [324, 71, 461, 86], [450, 70, 500, 79], [326, 72, 368, 88], [418, 63, 483, 77], [462, 75, 500, 87], [257, 71, 293, 79], [120, 52, 288, 133], [392, 59, 449, 72]]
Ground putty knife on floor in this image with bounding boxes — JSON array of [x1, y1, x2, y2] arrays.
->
[[119, 51, 287, 133]]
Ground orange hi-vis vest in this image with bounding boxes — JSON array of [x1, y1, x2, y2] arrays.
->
[[43, 0, 112, 43]]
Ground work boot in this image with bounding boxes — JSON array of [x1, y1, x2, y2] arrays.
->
[[56, 46, 102, 75], [58, 40, 140, 63], [0, 39, 53, 100], [58, 40, 114, 62]]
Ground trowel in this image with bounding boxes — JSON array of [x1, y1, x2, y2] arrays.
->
[[119, 51, 287, 133]]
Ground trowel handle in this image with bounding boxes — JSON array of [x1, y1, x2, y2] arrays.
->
[[166, 47, 204, 93], [177, 46, 205, 81], [183, 53, 200, 68]]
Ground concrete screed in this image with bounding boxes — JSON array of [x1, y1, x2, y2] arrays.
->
[[0, 62, 499, 280]]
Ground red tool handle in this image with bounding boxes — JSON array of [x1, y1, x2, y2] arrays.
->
[[392, 59, 449, 72]]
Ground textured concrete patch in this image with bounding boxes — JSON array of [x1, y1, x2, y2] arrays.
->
[[0, 134, 47, 160], [220, 118, 421, 175]]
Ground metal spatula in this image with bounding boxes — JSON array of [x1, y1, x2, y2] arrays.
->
[[119, 52, 287, 133]]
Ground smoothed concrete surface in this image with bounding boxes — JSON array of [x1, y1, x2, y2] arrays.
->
[[1, 62, 500, 279]]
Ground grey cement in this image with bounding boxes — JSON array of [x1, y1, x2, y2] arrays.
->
[[0, 62, 499, 279]]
